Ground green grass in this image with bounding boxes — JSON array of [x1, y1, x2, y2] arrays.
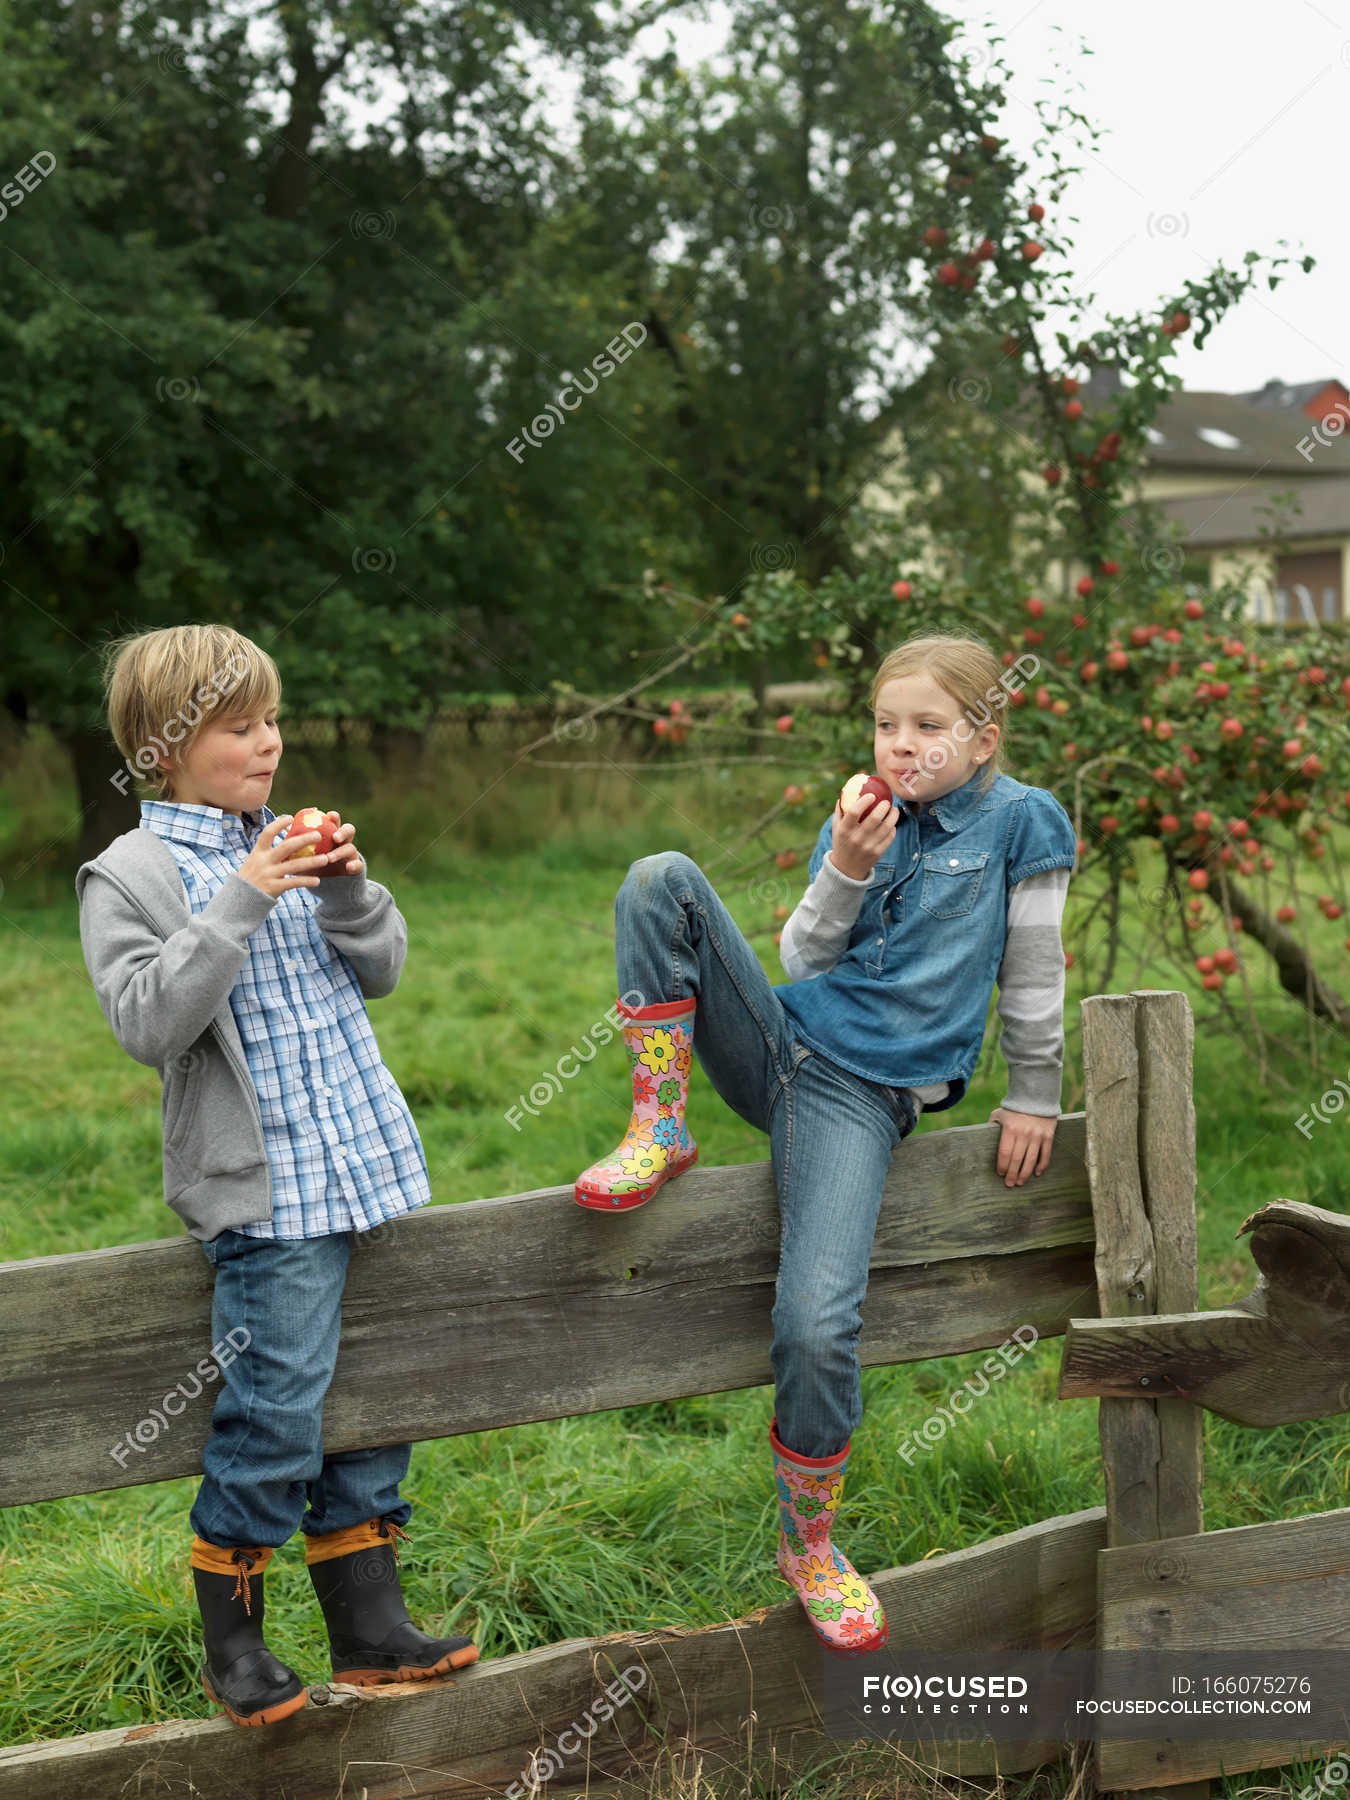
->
[[3, 730, 1350, 1797]]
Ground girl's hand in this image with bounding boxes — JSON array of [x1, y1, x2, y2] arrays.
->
[[315, 811, 364, 878], [828, 795, 898, 882], [989, 1107, 1056, 1187]]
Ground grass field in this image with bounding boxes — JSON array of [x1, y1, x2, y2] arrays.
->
[[2, 719, 1349, 1797]]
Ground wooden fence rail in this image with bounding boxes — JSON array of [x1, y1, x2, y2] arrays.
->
[[2, 989, 1348, 1799], [0, 1119, 1096, 1509]]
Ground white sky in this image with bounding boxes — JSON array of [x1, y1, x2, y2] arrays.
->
[[629, 0, 1342, 397], [944, 0, 1342, 395]]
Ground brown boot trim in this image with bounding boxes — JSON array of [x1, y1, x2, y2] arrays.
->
[[190, 1537, 274, 1577], [303, 1517, 392, 1565]]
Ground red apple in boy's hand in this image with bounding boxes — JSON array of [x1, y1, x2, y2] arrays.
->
[[284, 806, 353, 877], [287, 806, 336, 854], [838, 772, 892, 822]]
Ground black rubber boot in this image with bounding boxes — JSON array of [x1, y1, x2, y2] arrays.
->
[[191, 1542, 308, 1728], [306, 1517, 479, 1685]]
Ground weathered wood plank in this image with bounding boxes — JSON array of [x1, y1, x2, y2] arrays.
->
[[1134, 989, 1204, 1550], [1084, 992, 1208, 1800], [1059, 1196, 1350, 1426], [0, 1507, 1105, 1800], [1082, 994, 1164, 1548], [0, 1117, 1095, 1508], [1097, 1507, 1350, 1789]]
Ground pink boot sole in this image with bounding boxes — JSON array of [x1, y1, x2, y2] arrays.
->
[[574, 1146, 698, 1212]]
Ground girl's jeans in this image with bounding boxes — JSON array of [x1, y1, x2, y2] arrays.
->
[[187, 1227, 412, 1549], [616, 852, 919, 1461]]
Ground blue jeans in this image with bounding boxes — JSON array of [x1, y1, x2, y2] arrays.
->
[[615, 853, 920, 1460], [188, 1226, 413, 1549]]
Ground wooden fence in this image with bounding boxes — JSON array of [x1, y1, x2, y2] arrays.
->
[[0, 989, 1346, 1798]]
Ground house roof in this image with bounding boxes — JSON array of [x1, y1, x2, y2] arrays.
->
[[1139, 388, 1350, 474], [1079, 367, 1350, 474], [1234, 377, 1343, 411], [1144, 474, 1350, 549]]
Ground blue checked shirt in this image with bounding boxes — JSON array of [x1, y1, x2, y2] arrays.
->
[[140, 800, 431, 1239]]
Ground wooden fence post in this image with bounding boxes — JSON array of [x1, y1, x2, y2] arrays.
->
[[1082, 989, 1208, 1799]]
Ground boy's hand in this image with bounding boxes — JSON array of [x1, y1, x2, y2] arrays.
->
[[827, 795, 898, 882], [238, 816, 331, 897], [314, 811, 364, 879], [989, 1107, 1056, 1187]]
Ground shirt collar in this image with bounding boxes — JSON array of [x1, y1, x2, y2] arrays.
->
[[140, 798, 274, 850], [899, 766, 996, 830]]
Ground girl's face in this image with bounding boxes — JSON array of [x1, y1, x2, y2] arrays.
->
[[160, 708, 282, 816], [873, 673, 998, 806]]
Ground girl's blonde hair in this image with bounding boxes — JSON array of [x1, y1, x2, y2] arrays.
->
[[101, 624, 281, 801], [869, 632, 1011, 799]]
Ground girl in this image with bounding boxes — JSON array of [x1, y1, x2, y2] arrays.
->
[[572, 633, 1078, 1657]]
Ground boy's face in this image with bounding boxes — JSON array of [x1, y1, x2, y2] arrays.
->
[[160, 708, 282, 816], [873, 673, 998, 807]]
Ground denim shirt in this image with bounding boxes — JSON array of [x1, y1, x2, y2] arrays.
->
[[773, 768, 1077, 1113]]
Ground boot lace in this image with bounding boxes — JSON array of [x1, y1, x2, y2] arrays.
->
[[230, 1548, 260, 1615], [374, 1516, 412, 1564]]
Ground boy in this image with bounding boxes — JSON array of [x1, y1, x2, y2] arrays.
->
[[75, 623, 477, 1728]]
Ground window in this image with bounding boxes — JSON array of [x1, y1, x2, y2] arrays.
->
[[1274, 550, 1341, 623]]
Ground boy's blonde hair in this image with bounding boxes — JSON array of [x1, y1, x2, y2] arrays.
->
[[869, 632, 1015, 800], [102, 624, 281, 801]]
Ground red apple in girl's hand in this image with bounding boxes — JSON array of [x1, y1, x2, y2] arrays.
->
[[838, 772, 892, 822]]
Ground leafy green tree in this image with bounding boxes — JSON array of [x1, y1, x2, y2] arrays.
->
[[0, 0, 689, 861]]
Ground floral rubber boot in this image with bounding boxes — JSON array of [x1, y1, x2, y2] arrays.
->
[[574, 996, 698, 1210], [770, 1417, 888, 1658]]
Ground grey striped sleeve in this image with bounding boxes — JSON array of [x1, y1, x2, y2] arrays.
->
[[997, 867, 1071, 1117], [778, 852, 869, 982]]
